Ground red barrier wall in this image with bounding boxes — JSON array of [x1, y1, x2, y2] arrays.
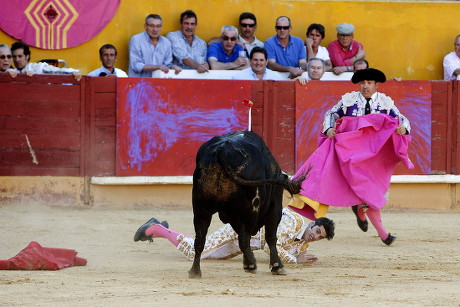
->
[[0, 75, 458, 176]]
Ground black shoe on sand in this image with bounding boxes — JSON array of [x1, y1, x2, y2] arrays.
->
[[134, 218, 169, 242], [351, 205, 368, 232]]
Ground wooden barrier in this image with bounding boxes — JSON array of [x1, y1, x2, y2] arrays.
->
[[0, 74, 458, 177]]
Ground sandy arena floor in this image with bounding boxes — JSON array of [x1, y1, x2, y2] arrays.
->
[[0, 202, 459, 306]]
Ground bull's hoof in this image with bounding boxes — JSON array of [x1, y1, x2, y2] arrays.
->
[[188, 269, 202, 279], [271, 267, 287, 275], [244, 267, 257, 274], [244, 263, 257, 273]]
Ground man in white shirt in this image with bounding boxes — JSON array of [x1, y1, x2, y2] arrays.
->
[[166, 10, 208, 73], [443, 35, 460, 81], [238, 12, 264, 56], [232, 47, 282, 80], [88, 44, 127, 77], [11, 41, 81, 80]]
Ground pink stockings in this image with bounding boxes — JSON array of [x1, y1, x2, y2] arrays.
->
[[362, 206, 390, 241], [145, 224, 188, 247]]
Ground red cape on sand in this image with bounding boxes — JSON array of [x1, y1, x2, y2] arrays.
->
[[0, 241, 87, 270], [290, 114, 413, 218]]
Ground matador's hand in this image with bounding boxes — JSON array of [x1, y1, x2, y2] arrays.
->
[[396, 123, 407, 135], [326, 127, 336, 138]]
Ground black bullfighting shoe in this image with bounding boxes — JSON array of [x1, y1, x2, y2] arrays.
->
[[382, 233, 396, 246], [134, 217, 169, 242], [351, 205, 368, 232]]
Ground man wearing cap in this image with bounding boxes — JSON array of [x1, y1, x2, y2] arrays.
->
[[289, 68, 412, 246], [327, 23, 366, 75]]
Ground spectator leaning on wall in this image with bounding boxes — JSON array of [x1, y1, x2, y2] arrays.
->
[[11, 41, 81, 80]]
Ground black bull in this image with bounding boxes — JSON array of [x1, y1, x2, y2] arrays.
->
[[189, 130, 304, 278]]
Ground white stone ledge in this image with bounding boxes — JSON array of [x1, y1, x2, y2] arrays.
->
[[91, 175, 460, 185], [91, 176, 193, 185], [152, 70, 353, 81], [390, 175, 460, 183]]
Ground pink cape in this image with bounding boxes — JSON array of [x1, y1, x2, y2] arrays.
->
[[0, 241, 87, 270], [291, 114, 413, 215]]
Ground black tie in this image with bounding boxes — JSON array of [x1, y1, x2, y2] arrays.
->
[[365, 98, 371, 115]]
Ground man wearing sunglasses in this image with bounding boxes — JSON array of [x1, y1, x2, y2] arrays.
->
[[238, 12, 264, 56], [207, 25, 249, 70], [0, 44, 17, 77], [264, 16, 307, 80]]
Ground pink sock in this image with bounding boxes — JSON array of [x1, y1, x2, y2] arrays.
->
[[365, 208, 389, 240], [145, 224, 188, 247], [357, 204, 367, 221]]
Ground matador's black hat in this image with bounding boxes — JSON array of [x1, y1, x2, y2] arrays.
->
[[352, 68, 386, 84]]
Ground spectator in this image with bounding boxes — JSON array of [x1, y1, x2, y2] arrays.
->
[[0, 44, 17, 77], [166, 10, 208, 73], [306, 58, 326, 81], [207, 25, 249, 70], [353, 59, 369, 71], [327, 23, 365, 75], [128, 14, 181, 77], [305, 24, 332, 71], [11, 41, 81, 80], [88, 44, 127, 77], [232, 47, 282, 80], [238, 12, 264, 56], [264, 16, 307, 79], [443, 35, 460, 81]]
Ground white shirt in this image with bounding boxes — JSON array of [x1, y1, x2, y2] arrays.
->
[[232, 67, 283, 81], [15, 62, 79, 74], [88, 66, 128, 77], [238, 35, 264, 55], [443, 51, 460, 81], [306, 45, 330, 62]]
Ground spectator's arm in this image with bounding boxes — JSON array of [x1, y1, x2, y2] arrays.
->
[[267, 59, 303, 78], [128, 36, 155, 74], [208, 57, 247, 70]]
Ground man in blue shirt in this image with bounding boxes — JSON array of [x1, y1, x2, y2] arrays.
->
[[128, 14, 182, 77], [207, 25, 249, 70], [264, 16, 307, 79]]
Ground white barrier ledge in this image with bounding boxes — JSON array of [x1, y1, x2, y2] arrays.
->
[[91, 176, 193, 185], [390, 175, 460, 183], [91, 175, 460, 185], [152, 70, 353, 81]]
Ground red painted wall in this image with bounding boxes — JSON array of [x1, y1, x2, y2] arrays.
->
[[0, 74, 457, 176]]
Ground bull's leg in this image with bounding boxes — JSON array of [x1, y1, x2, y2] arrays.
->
[[188, 213, 212, 278], [264, 223, 286, 275], [237, 229, 257, 273]]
